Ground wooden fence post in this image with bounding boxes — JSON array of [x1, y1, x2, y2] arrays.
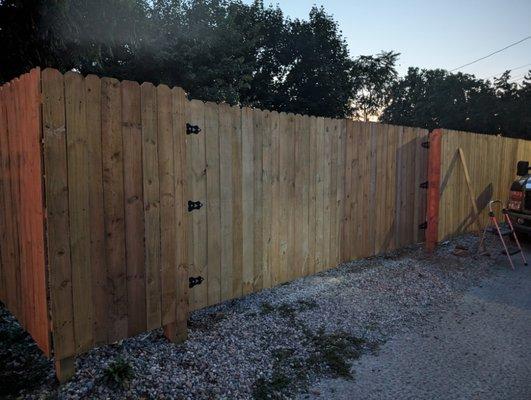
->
[[426, 129, 442, 252]]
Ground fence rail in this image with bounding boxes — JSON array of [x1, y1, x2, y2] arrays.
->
[[0, 68, 528, 381]]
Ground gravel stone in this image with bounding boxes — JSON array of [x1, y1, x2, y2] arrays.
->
[[0, 233, 509, 399]]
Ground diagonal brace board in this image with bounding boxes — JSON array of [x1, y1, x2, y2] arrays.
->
[[458, 147, 483, 233]]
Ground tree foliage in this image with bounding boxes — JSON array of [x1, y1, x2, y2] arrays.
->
[[0, 0, 355, 118], [381, 67, 530, 139], [0, 0, 529, 137], [351, 51, 399, 121]]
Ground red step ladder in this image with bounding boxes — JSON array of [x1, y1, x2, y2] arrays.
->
[[479, 200, 527, 270]]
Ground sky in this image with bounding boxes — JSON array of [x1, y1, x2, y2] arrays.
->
[[242, 0, 531, 83]]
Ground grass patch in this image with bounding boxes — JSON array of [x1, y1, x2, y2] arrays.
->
[[253, 370, 291, 400], [307, 328, 365, 378], [252, 325, 370, 399], [253, 299, 374, 398], [104, 357, 134, 388], [260, 302, 276, 315], [260, 299, 318, 317]]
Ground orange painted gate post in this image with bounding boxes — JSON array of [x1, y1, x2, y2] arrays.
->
[[426, 129, 442, 252]]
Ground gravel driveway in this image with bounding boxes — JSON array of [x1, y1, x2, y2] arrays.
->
[[1, 234, 528, 399], [303, 240, 531, 400]]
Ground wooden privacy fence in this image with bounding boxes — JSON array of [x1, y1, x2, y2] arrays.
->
[[437, 130, 531, 240], [0, 68, 528, 381], [185, 102, 429, 311]]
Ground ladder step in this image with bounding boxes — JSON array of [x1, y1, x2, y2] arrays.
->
[[501, 247, 521, 256]]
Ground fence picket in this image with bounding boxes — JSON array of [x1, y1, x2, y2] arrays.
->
[[65, 72, 94, 353], [205, 102, 222, 305], [101, 77, 128, 342], [122, 80, 146, 336], [158, 85, 178, 320], [41, 69, 75, 360]]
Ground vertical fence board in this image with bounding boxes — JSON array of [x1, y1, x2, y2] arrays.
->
[[158, 85, 178, 320], [231, 105, 243, 298], [361, 122, 373, 257], [261, 111, 273, 288], [385, 125, 398, 251], [405, 128, 417, 244], [205, 102, 222, 305], [172, 87, 189, 339], [293, 115, 305, 278], [25, 69, 49, 355], [342, 120, 354, 260], [0, 86, 7, 304], [7, 80, 23, 324], [349, 122, 361, 259], [269, 111, 281, 285], [219, 103, 234, 301], [321, 119, 332, 268], [18, 74, 33, 333], [85, 75, 107, 345], [285, 114, 297, 279], [335, 120, 346, 263], [314, 117, 326, 272], [241, 107, 254, 295], [140, 83, 161, 330], [394, 126, 406, 248], [328, 119, 339, 266], [122, 81, 146, 335], [367, 123, 378, 256], [278, 113, 290, 281], [300, 115, 311, 275], [252, 109, 264, 292], [42, 68, 75, 360], [64, 72, 94, 353], [187, 99, 207, 310], [101, 77, 128, 342], [307, 116, 318, 274], [416, 129, 429, 242]]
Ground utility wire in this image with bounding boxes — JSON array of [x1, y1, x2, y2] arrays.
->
[[508, 73, 529, 83], [483, 62, 531, 79], [450, 35, 531, 72]]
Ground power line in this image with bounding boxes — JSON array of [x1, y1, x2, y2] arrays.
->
[[483, 62, 531, 79], [508, 73, 529, 83], [450, 35, 531, 72]]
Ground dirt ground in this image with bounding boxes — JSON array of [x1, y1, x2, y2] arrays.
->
[[1, 233, 529, 399]]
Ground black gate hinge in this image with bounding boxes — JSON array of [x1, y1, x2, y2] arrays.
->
[[419, 221, 428, 230], [186, 123, 201, 135], [189, 276, 204, 288], [188, 200, 203, 212], [421, 141, 430, 149], [420, 181, 429, 189]]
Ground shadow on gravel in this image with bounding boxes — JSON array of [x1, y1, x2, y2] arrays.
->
[[0, 303, 54, 398]]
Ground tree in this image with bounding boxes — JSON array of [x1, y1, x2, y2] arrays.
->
[[351, 51, 399, 121], [381, 67, 530, 138], [266, 6, 354, 118], [0, 0, 152, 83], [1, 1, 529, 136], [0, 0, 356, 118]]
